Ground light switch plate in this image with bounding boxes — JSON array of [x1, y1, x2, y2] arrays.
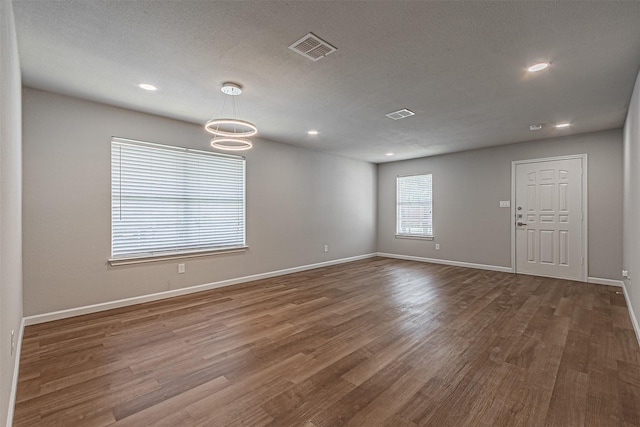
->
[[499, 201, 510, 208]]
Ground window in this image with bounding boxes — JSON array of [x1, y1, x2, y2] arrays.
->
[[396, 173, 433, 238], [110, 137, 246, 264]]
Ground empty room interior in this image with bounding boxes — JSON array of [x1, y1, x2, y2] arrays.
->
[[3, 1, 640, 426]]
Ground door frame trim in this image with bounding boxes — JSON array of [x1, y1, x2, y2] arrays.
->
[[510, 154, 588, 281]]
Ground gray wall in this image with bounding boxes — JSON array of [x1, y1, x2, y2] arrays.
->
[[378, 129, 623, 280], [22, 86, 625, 320], [623, 69, 640, 330], [0, 0, 23, 424], [22, 88, 377, 316]]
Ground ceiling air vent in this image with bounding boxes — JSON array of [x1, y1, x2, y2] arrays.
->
[[289, 32, 337, 62], [385, 109, 415, 120]]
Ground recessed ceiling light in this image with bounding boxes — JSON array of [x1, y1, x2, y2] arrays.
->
[[527, 62, 549, 72], [307, 130, 319, 135], [385, 152, 394, 156], [529, 124, 543, 131], [137, 82, 157, 91], [555, 123, 571, 128]]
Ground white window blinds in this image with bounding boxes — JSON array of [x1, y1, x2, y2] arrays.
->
[[111, 138, 246, 259], [396, 173, 433, 237]]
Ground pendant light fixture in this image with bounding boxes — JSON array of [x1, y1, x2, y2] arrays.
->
[[205, 82, 257, 151]]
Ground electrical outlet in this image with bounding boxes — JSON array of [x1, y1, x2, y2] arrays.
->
[[435, 243, 440, 250], [178, 263, 185, 274], [11, 330, 15, 356], [323, 245, 329, 253], [623, 270, 630, 279]]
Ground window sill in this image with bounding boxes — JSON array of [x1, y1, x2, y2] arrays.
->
[[108, 246, 248, 266], [395, 234, 434, 241]]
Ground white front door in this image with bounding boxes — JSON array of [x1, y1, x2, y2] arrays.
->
[[514, 156, 586, 281]]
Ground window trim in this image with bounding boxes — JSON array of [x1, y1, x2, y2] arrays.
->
[[395, 234, 434, 241], [395, 172, 433, 239], [108, 246, 248, 266], [109, 137, 247, 266]]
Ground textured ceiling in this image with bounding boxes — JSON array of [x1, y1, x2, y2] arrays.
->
[[11, 0, 640, 163]]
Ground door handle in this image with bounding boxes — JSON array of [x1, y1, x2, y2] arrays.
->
[[517, 222, 527, 226]]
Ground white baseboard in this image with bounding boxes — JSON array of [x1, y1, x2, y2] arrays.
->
[[6, 317, 25, 427], [23, 253, 377, 326], [621, 281, 640, 347], [587, 277, 624, 287], [376, 252, 513, 273]]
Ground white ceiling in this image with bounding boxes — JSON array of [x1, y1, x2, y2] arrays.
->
[[11, 0, 640, 163]]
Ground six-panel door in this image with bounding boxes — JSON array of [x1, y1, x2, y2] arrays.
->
[[515, 158, 584, 281]]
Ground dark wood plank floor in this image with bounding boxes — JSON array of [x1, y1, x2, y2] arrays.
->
[[13, 257, 640, 426]]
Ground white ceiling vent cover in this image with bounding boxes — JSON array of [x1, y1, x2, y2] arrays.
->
[[385, 109, 416, 120], [289, 32, 337, 61]]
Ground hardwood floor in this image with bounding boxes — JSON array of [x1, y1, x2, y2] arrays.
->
[[13, 257, 640, 426]]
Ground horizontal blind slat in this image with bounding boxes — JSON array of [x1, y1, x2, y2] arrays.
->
[[396, 174, 433, 237], [111, 138, 246, 258]]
